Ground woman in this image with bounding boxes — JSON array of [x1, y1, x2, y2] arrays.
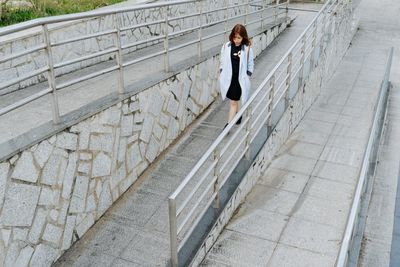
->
[[219, 24, 254, 128]]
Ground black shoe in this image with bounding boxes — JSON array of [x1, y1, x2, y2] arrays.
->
[[236, 116, 242, 125]]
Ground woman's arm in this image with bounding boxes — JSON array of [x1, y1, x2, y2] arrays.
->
[[247, 47, 254, 76]]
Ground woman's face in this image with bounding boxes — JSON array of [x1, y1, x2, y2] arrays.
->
[[233, 33, 243, 46]]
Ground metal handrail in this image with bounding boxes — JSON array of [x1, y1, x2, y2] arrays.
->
[[0, 0, 286, 123], [336, 47, 394, 267], [168, 0, 348, 266]]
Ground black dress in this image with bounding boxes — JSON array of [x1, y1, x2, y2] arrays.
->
[[226, 44, 242, 101]]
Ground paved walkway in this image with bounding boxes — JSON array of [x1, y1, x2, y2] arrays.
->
[[200, 0, 400, 266], [53, 6, 318, 267]]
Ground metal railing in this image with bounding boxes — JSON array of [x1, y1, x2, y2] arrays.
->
[[336, 47, 394, 267], [0, 0, 288, 124], [168, 0, 347, 266]]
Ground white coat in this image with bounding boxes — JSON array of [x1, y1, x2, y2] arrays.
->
[[219, 41, 254, 104]]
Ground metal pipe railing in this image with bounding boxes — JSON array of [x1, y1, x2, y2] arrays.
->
[[1, 0, 285, 122], [336, 47, 394, 267], [168, 0, 348, 266]]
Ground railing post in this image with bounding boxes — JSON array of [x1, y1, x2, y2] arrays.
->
[[267, 75, 275, 134], [244, 0, 250, 26], [261, 0, 266, 31], [224, 0, 228, 42], [310, 21, 317, 69], [113, 14, 125, 95], [275, 0, 280, 24], [285, 52, 292, 109], [42, 24, 60, 124], [298, 35, 306, 91], [213, 150, 220, 209], [197, 0, 203, 60], [163, 6, 170, 72], [169, 198, 178, 267], [245, 106, 253, 160]]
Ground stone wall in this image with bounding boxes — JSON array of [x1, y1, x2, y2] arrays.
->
[[190, 2, 359, 265], [0, 18, 290, 266], [0, 0, 270, 95]]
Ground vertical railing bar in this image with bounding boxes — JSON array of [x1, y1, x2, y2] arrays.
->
[[223, 0, 228, 42], [213, 150, 220, 209], [285, 52, 292, 109], [169, 198, 178, 267], [42, 24, 60, 124], [275, 0, 280, 24], [245, 0, 250, 26], [298, 35, 306, 91], [164, 6, 170, 72], [245, 105, 253, 160], [261, 0, 266, 31], [267, 75, 275, 134], [197, 0, 203, 60], [113, 13, 125, 94]]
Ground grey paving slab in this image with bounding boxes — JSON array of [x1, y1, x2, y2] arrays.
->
[[270, 154, 318, 175], [279, 139, 324, 160], [226, 206, 289, 242], [267, 244, 336, 267], [200, 230, 276, 267], [257, 168, 310, 194], [311, 160, 359, 185], [304, 176, 354, 203], [279, 217, 342, 257]]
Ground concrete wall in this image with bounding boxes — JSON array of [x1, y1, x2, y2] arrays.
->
[[190, 3, 359, 266], [0, 18, 290, 266]]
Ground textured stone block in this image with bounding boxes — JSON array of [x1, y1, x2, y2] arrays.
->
[[90, 134, 114, 153], [145, 136, 160, 162], [30, 244, 58, 267], [39, 187, 59, 206], [28, 208, 47, 244], [11, 152, 39, 183], [15, 245, 34, 267], [0, 163, 9, 207], [127, 143, 142, 173], [41, 154, 63, 186], [121, 115, 133, 137], [0, 183, 40, 226], [76, 213, 95, 238], [98, 181, 112, 215], [92, 152, 111, 178], [166, 96, 179, 117], [69, 176, 89, 213], [42, 223, 63, 245], [62, 152, 78, 199], [56, 132, 78, 151], [140, 116, 154, 143], [62, 215, 76, 250], [34, 140, 53, 168]]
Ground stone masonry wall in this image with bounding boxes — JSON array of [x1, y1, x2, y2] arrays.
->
[[0, 19, 289, 266], [190, 2, 358, 265]]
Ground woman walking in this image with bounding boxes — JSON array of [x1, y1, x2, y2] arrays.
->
[[219, 24, 254, 128]]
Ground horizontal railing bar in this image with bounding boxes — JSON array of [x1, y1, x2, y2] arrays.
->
[[56, 65, 118, 90], [251, 99, 272, 130], [169, 11, 200, 22], [121, 35, 166, 50], [54, 47, 118, 68], [201, 29, 226, 41], [169, 39, 199, 52], [272, 89, 287, 110], [251, 89, 272, 116], [123, 50, 165, 67], [0, 44, 46, 64], [0, 0, 195, 36], [218, 144, 248, 190], [177, 191, 217, 251], [219, 127, 250, 172], [219, 116, 250, 157], [120, 18, 165, 32], [51, 29, 117, 47], [250, 111, 270, 144], [0, 66, 49, 90], [176, 159, 218, 216], [177, 175, 218, 234], [0, 87, 52, 116], [169, 25, 202, 38]]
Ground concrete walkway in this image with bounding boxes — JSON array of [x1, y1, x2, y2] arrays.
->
[[200, 0, 400, 266], [53, 6, 318, 267]]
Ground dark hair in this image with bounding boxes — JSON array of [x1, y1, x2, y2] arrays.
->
[[229, 24, 251, 46]]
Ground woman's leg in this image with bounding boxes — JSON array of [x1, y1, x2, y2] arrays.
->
[[228, 100, 239, 122]]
